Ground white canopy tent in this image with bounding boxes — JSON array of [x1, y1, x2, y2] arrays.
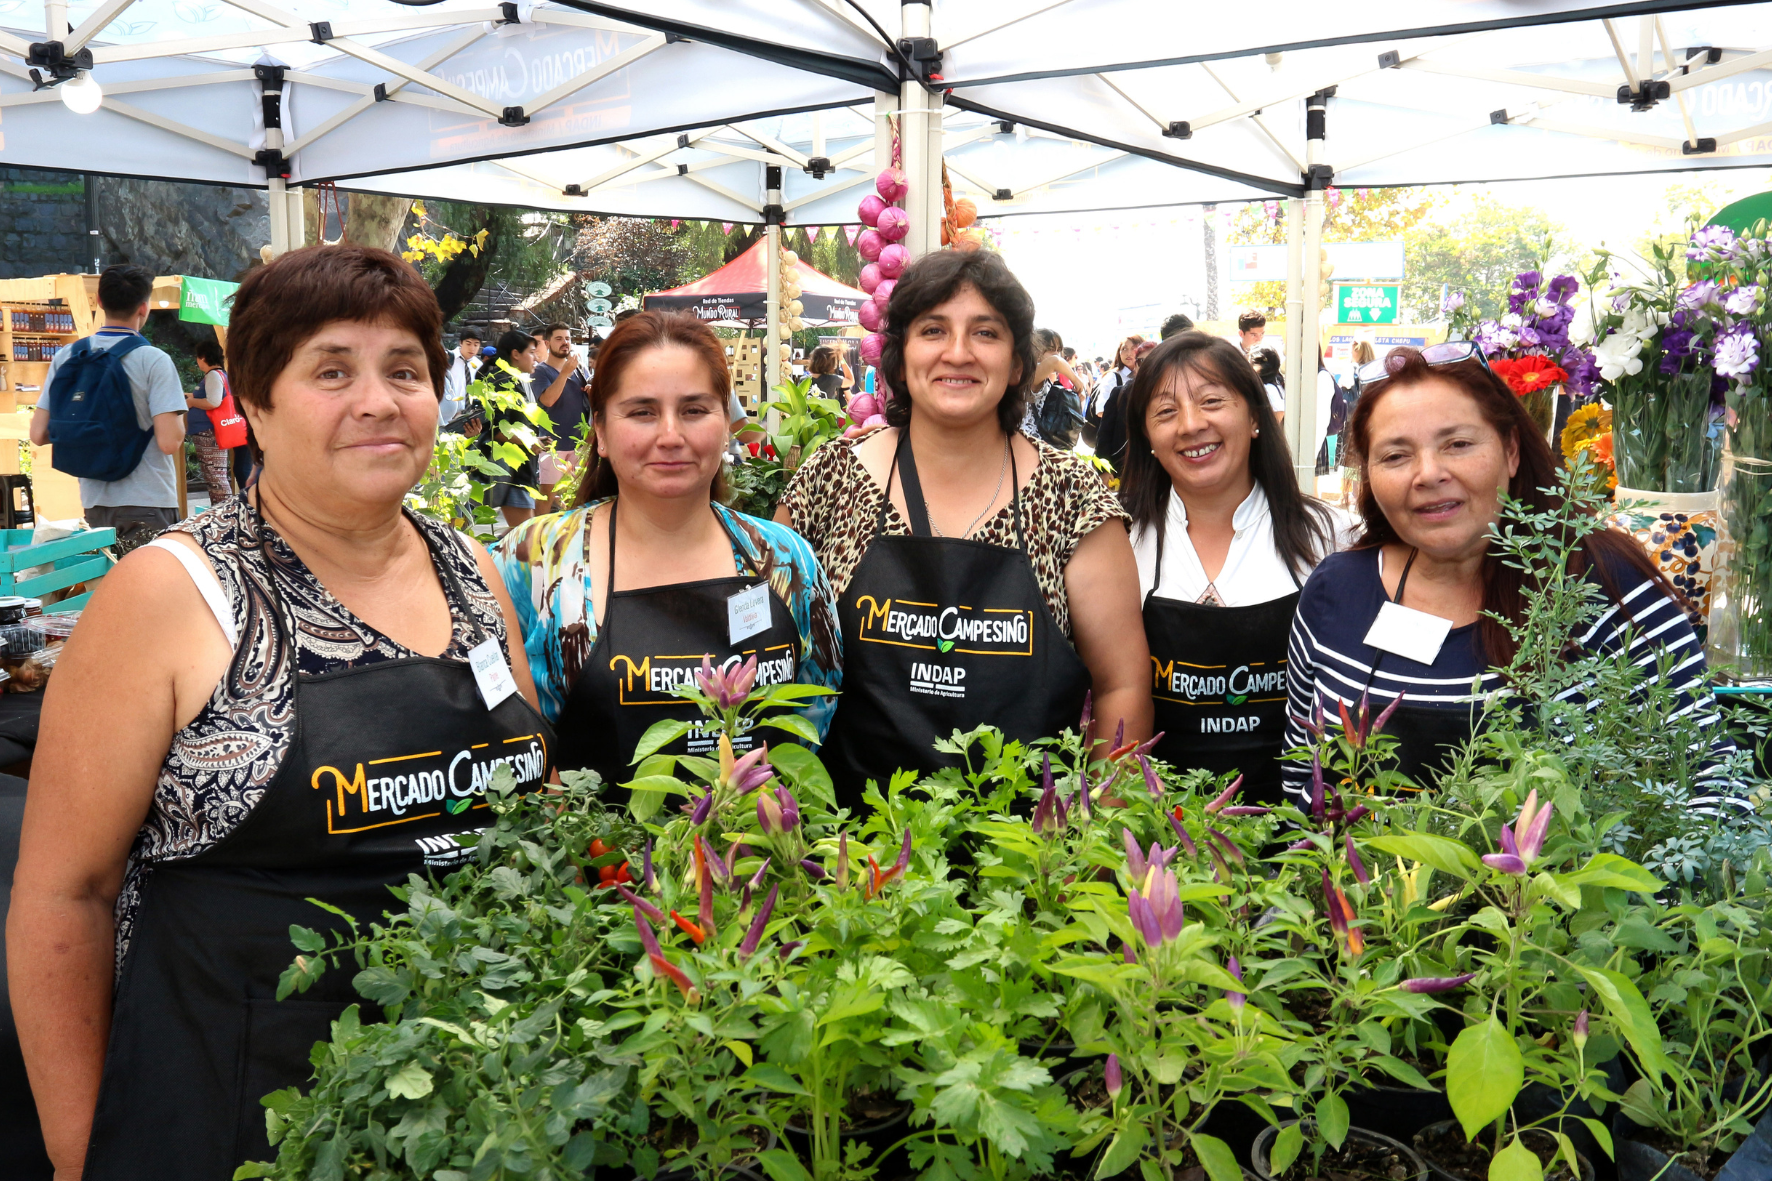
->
[[10, 0, 1772, 476]]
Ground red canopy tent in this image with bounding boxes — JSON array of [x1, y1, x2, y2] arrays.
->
[[644, 238, 868, 328]]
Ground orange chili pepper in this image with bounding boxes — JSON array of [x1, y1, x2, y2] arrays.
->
[[649, 952, 695, 998], [670, 910, 707, 945]]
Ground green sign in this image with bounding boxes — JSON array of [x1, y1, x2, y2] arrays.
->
[[178, 275, 238, 327], [1335, 283, 1399, 325]]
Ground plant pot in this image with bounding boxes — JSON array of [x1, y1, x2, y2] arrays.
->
[[1019, 1036, 1080, 1066], [1710, 404, 1772, 680], [617, 1130, 778, 1181], [1249, 1120, 1428, 1181], [1612, 1136, 1706, 1181], [1718, 1103, 1772, 1180], [1608, 487, 1723, 637], [784, 1100, 911, 1180], [1413, 1121, 1593, 1181], [1344, 1083, 1453, 1147]]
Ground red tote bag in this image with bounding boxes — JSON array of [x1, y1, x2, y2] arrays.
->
[[206, 370, 249, 450]]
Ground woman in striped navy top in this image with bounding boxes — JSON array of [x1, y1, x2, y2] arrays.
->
[[1281, 344, 1725, 802]]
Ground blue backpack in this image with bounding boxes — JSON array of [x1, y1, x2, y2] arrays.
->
[[47, 334, 154, 482]]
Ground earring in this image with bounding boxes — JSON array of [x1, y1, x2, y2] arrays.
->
[[1252, 428, 1260, 438]]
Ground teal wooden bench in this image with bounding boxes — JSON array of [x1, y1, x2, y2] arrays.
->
[[0, 528, 117, 613]]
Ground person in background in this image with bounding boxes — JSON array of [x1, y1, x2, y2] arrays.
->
[[1251, 346, 1286, 426], [496, 311, 839, 793], [778, 249, 1150, 807], [807, 346, 849, 400], [1314, 349, 1349, 477], [480, 329, 543, 529], [1022, 328, 1087, 446], [1121, 333, 1351, 803], [440, 330, 481, 424], [1161, 313, 1195, 340], [30, 265, 185, 556], [532, 323, 591, 510], [1238, 311, 1267, 355], [1095, 339, 1157, 474], [185, 339, 232, 505], [1087, 334, 1144, 456], [10, 244, 550, 1181], [1282, 344, 1733, 801]]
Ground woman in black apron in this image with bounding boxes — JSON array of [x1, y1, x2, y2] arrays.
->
[[1116, 334, 1348, 804], [777, 250, 1151, 810], [9, 245, 555, 1179], [495, 311, 842, 798], [1279, 344, 1729, 802]]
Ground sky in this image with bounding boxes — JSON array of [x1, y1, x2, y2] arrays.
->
[[988, 168, 1772, 362]]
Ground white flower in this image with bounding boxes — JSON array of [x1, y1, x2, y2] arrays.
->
[[1500, 312, 1523, 329], [1620, 306, 1658, 339], [1726, 285, 1764, 316], [1568, 300, 1599, 346], [1593, 331, 1645, 381], [1535, 297, 1562, 318]]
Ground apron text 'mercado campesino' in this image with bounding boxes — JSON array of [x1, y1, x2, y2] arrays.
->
[[83, 521, 553, 1181], [821, 433, 1090, 810]]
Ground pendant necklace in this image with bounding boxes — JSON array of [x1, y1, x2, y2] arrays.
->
[[931, 436, 1010, 539]]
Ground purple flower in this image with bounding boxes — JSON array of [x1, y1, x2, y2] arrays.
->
[[1725, 284, 1763, 316], [1441, 290, 1466, 315], [1400, 972, 1477, 994], [1688, 223, 1736, 260], [1226, 956, 1246, 1014], [1105, 1054, 1123, 1098], [1545, 274, 1580, 303], [1573, 1009, 1589, 1050], [738, 884, 778, 959], [1716, 324, 1760, 379], [1677, 279, 1720, 311]]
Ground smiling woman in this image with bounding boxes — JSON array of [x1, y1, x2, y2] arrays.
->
[[6, 245, 554, 1181], [493, 311, 841, 799], [777, 250, 1151, 809]]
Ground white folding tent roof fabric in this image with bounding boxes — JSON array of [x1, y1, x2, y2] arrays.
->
[[7, 0, 1772, 214]]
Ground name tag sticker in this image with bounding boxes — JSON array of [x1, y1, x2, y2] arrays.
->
[[728, 582, 770, 646], [468, 636, 519, 710], [1363, 601, 1454, 666]]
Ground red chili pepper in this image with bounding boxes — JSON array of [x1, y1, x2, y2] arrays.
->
[[590, 838, 609, 858], [599, 863, 618, 883], [670, 910, 707, 944], [649, 952, 695, 998], [615, 862, 632, 884]]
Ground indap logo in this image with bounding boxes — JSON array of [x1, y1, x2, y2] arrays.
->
[[854, 596, 1033, 656], [311, 734, 548, 834], [609, 646, 796, 707], [1151, 659, 1287, 706]]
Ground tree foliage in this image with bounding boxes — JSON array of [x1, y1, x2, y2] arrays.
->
[[1402, 196, 1572, 320], [1226, 187, 1442, 315]]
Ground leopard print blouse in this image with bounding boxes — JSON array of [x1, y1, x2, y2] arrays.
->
[[778, 434, 1128, 637]]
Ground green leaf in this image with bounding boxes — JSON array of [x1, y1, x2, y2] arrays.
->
[[1577, 1118, 1614, 1162], [769, 742, 835, 810], [632, 719, 695, 764], [1366, 833, 1481, 879], [756, 1149, 815, 1181], [1191, 1133, 1242, 1181], [1096, 1123, 1150, 1179], [1267, 1122, 1304, 1176], [1564, 853, 1662, 894], [1533, 871, 1582, 910], [385, 1061, 434, 1100], [1316, 1091, 1350, 1150], [1447, 1016, 1523, 1140], [288, 924, 326, 953], [742, 1064, 808, 1095], [756, 712, 822, 744], [619, 774, 691, 798], [233, 1166, 276, 1179], [1572, 965, 1672, 1083], [1489, 1137, 1544, 1181]]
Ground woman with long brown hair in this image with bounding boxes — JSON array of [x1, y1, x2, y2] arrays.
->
[[494, 311, 841, 796], [1279, 343, 1729, 800]]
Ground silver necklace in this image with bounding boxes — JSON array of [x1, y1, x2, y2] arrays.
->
[[931, 436, 1010, 539]]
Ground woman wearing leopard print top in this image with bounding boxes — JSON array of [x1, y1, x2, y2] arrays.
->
[[778, 250, 1150, 809], [10, 246, 552, 1181]]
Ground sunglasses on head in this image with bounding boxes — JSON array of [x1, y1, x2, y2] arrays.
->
[[1352, 340, 1490, 392]]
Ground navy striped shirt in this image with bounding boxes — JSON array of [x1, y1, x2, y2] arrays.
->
[[1281, 546, 1737, 810]]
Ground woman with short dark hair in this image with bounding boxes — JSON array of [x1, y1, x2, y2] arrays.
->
[[1120, 333, 1350, 803], [778, 250, 1150, 807], [9, 245, 553, 1180]]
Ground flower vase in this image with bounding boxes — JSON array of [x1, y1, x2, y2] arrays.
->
[[1521, 385, 1557, 441], [1610, 368, 1721, 494], [1708, 390, 1772, 682], [1607, 487, 1722, 636]]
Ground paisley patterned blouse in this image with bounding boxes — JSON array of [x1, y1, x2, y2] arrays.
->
[[116, 498, 507, 974], [493, 499, 842, 735]]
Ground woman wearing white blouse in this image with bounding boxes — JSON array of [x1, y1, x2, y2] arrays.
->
[[1120, 332, 1353, 802]]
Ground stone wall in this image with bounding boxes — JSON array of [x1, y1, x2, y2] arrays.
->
[[0, 167, 270, 282]]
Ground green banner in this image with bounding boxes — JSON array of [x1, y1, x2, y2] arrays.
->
[[1335, 283, 1399, 325], [178, 275, 238, 327]]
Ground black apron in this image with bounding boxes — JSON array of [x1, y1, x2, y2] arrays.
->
[[1142, 524, 1300, 805], [554, 500, 799, 793], [822, 432, 1091, 810], [1362, 547, 1482, 787], [84, 512, 554, 1181]]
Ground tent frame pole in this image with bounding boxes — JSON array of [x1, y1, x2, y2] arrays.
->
[[1283, 197, 1305, 483], [900, 0, 931, 257], [1296, 87, 1332, 495], [268, 178, 290, 256], [764, 164, 784, 414]]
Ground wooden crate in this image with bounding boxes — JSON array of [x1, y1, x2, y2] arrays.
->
[[0, 526, 117, 612]]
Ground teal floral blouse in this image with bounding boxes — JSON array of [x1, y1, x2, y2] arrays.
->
[[493, 498, 843, 737]]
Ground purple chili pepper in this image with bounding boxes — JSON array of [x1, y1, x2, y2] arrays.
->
[[748, 857, 771, 891], [1207, 828, 1245, 867], [1371, 691, 1405, 737], [778, 940, 805, 960], [1310, 755, 1326, 820], [1221, 806, 1271, 817], [698, 865, 715, 932], [1168, 812, 1198, 857], [1137, 752, 1162, 796], [1226, 956, 1246, 1013], [738, 884, 778, 959], [634, 909, 662, 958], [1343, 805, 1371, 826], [642, 838, 658, 892], [1345, 834, 1371, 885], [617, 883, 664, 923], [1400, 972, 1477, 994], [1105, 1054, 1123, 1098], [799, 858, 828, 880], [690, 791, 714, 826], [1204, 775, 1244, 814]]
